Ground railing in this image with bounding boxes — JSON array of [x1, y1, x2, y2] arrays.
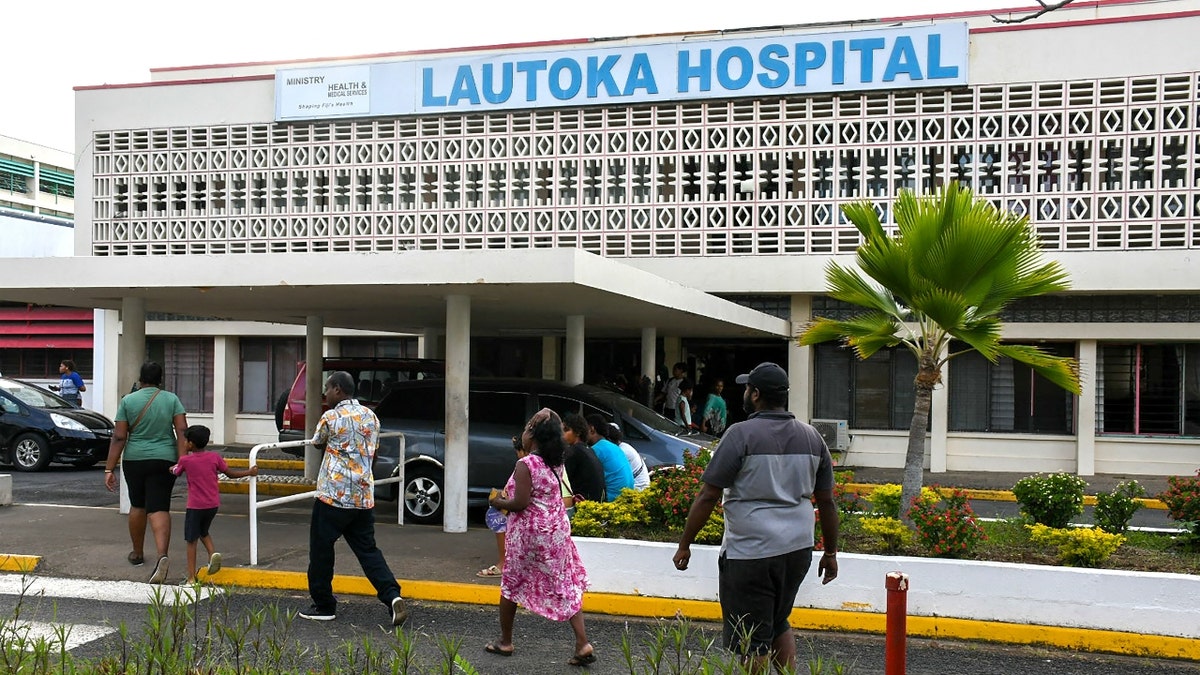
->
[[246, 432, 406, 566]]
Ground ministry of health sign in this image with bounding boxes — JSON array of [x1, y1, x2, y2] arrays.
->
[[274, 23, 968, 122]]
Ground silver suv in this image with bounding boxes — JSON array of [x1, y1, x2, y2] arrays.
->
[[373, 378, 714, 524]]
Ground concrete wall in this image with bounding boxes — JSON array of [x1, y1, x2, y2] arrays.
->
[[575, 537, 1200, 640]]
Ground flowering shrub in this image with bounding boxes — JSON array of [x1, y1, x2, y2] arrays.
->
[[908, 489, 986, 558], [1011, 472, 1086, 528], [865, 483, 939, 519], [645, 447, 720, 530], [860, 516, 912, 554], [570, 488, 651, 537], [1094, 480, 1146, 534], [1027, 524, 1124, 567], [1158, 470, 1200, 537], [833, 470, 864, 513]]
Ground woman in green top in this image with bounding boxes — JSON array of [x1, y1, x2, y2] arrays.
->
[[104, 362, 188, 584]]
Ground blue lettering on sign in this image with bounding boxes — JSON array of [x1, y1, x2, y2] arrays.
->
[[927, 34, 959, 79], [795, 42, 826, 86], [422, 68, 447, 106], [587, 55, 621, 98], [883, 36, 922, 82], [516, 60, 548, 101], [623, 53, 658, 95], [831, 40, 846, 86], [677, 49, 712, 93], [716, 46, 753, 90], [849, 37, 886, 83], [449, 66, 481, 105], [757, 44, 788, 88], [549, 58, 582, 100], [482, 63, 514, 104]]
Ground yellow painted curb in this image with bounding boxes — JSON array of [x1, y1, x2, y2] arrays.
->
[[843, 483, 1167, 510], [0, 554, 40, 573], [225, 458, 304, 471], [218, 482, 313, 497], [199, 569, 1199, 661]]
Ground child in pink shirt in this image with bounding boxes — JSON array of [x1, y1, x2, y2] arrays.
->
[[170, 425, 257, 583]]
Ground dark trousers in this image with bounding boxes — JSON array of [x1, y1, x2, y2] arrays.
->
[[308, 499, 401, 612]]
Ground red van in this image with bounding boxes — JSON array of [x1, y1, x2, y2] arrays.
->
[[276, 357, 444, 453]]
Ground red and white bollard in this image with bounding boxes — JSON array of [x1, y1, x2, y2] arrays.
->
[[885, 571, 909, 675]]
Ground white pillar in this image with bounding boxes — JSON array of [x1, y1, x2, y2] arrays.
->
[[117, 297, 146, 516], [662, 336, 682, 375], [565, 315, 585, 385], [212, 336, 239, 445], [788, 295, 812, 418], [100, 309, 121, 416], [1076, 340, 1097, 476], [930, 353, 949, 474], [444, 295, 471, 533], [304, 316, 324, 480], [641, 327, 657, 408], [542, 336, 560, 380], [420, 327, 442, 359]]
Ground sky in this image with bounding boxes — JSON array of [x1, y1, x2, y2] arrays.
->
[[4, 0, 1027, 154]]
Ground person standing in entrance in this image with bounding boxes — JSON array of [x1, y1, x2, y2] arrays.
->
[[672, 362, 840, 675], [50, 360, 86, 407], [104, 361, 188, 585], [299, 371, 408, 627]]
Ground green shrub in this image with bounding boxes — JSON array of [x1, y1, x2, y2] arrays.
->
[[865, 483, 939, 519], [646, 446, 718, 530], [1027, 524, 1124, 567], [571, 488, 652, 537], [860, 516, 912, 554], [1158, 470, 1200, 538], [909, 489, 986, 558], [1011, 472, 1086, 528], [1094, 480, 1146, 534], [833, 469, 864, 513]]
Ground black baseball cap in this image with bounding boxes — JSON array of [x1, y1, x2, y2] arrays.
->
[[735, 362, 790, 392]]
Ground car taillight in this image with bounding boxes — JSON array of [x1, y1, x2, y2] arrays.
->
[[282, 406, 293, 429]]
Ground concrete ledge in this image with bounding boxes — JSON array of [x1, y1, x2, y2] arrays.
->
[[0, 474, 10, 506]]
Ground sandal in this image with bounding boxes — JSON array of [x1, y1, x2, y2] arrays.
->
[[568, 645, 596, 666], [476, 565, 502, 578], [128, 552, 144, 567], [485, 642, 514, 656]]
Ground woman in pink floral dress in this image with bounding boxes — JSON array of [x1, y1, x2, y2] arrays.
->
[[485, 408, 595, 666]]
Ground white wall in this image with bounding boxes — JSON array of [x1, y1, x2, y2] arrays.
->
[[0, 213, 73, 257]]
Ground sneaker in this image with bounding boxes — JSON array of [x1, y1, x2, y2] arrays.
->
[[391, 596, 409, 627], [148, 556, 169, 585], [298, 605, 336, 621], [206, 552, 222, 575]]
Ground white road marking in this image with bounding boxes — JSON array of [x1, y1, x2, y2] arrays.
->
[[0, 574, 220, 605], [1, 620, 116, 651]]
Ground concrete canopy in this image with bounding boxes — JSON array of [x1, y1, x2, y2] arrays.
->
[[0, 248, 791, 338]]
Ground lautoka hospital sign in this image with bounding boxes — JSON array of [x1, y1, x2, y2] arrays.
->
[[274, 23, 968, 121]]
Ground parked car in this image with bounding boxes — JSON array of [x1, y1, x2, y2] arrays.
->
[[0, 377, 114, 472], [371, 378, 715, 524], [276, 357, 444, 450]]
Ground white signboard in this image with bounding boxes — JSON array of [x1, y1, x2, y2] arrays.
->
[[275, 23, 968, 122]]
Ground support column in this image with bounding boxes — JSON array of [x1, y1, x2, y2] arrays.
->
[[212, 336, 239, 445], [930, 354, 949, 474], [565, 315, 585, 386], [641, 327, 657, 408], [541, 336, 560, 380], [788, 295, 812, 418], [1076, 340, 1097, 476], [117, 297, 146, 516], [444, 295, 471, 533], [304, 316, 324, 480], [662, 336, 682, 375], [420, 327, 443, 359]]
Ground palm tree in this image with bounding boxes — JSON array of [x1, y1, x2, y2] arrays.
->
[[798, 182, 1081, 525]]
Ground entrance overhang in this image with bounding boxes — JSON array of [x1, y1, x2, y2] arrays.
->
[[0, 249, 791, 338]]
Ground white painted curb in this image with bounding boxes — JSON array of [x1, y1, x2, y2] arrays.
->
[[575, 537, 1200, 639]]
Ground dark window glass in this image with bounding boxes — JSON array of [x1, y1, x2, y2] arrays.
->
[[813, 344, 917, 431], [1100, 343, 1198, 437], [376, 386, 443, 421], [470, 391, 528, 426], [948, 342, 1074, 435], [149, 338, 214, 413], [239, 338, 302, 414]]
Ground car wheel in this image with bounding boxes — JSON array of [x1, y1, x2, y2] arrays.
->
[[403, 465, 444, 525], [12, 433, 52, 472], [274, 392, 289, 432]]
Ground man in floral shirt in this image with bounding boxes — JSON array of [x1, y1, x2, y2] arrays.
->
[[299, 371, 408, 627]]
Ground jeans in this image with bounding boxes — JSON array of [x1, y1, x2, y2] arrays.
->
[[308, 499, 401, 612]]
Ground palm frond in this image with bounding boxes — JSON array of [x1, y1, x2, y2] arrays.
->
[[994, 344, 1081, 395], [825, 264, 904, 318]]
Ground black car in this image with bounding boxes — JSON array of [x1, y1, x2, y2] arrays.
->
[[0, 377, 114, 471], [371, 378, 715, 524]]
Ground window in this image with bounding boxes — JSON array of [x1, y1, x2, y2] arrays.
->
[[240, 338, 302, 414], [813, 344, 916, 430], [469, 391, 528, 426], [339, 337, 417, 358], [148, 338, 213, 413], [539, 394, 611, 425], [0, 350, 92, 379], [374, 384, 442, 421], [1099, 343, 1200, 437], [948, 342, 1074, 435]]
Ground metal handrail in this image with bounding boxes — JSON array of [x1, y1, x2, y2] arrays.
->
[[246, 431, 406, 566]]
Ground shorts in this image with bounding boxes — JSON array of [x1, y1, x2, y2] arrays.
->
[[184, 507, 219, 542], [717, 548, 813, 655], [122, 459, 177, 514]]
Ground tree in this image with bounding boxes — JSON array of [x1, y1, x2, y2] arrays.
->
[[992, 0, 1077, 24], [797, 183, 1081, 526]]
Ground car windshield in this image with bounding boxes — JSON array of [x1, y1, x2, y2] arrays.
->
[[575, 385, 698, 436], [0, 378, 71, 409]]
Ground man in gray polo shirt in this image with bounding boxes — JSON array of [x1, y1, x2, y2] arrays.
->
[[672, 362, 839, 674]]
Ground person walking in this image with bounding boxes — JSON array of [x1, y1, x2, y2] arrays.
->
[[672, 362, 840, 675], [49, 359, 86, 407], [485, 408, 594, 666], [104, 361, 188, 584], [299, 371, 408, 627], [170, 425, 258, 584]]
